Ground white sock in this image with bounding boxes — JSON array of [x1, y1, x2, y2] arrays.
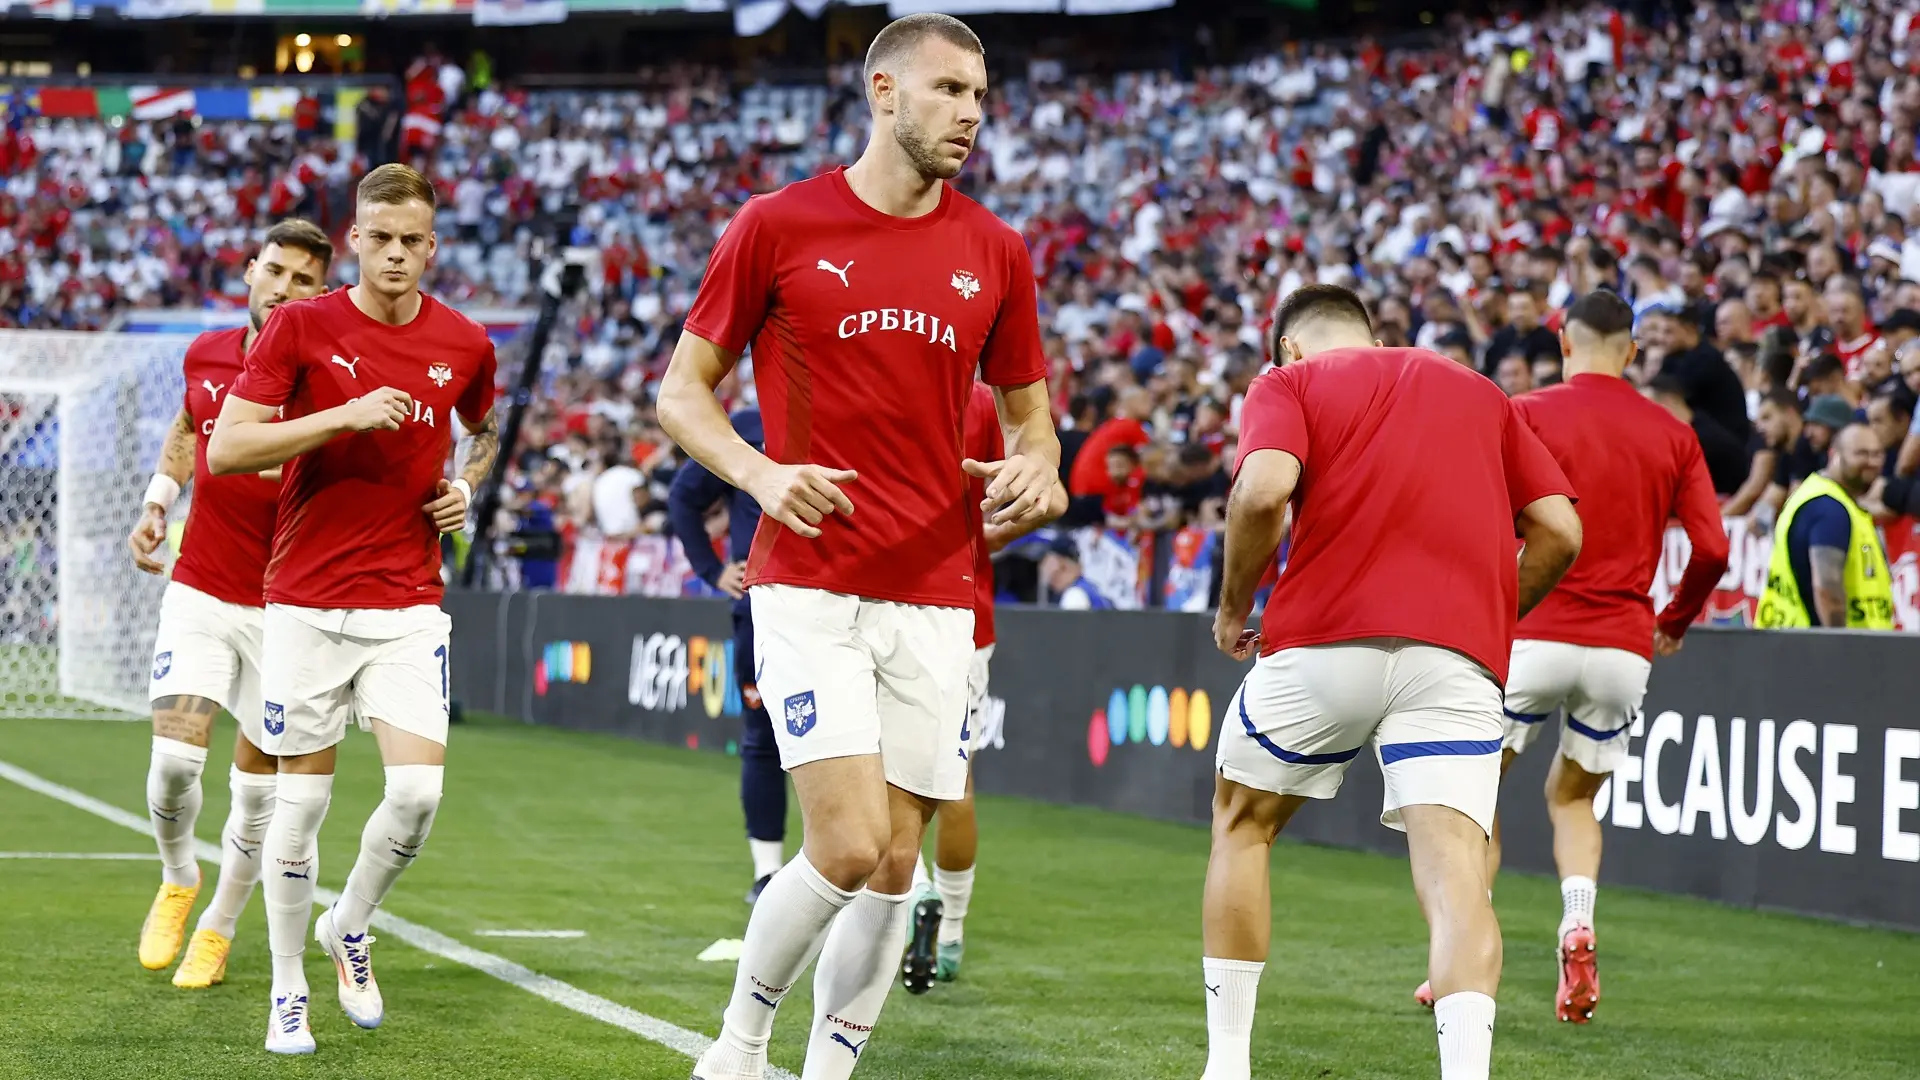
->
[[910, 854, 930, 892], [750, 838, 786, 881], [1560, 875, 1596, 935], [197, 767, 277, 938], [705, 854, 856, 1073], [803, 889, 912, 1080], [1200, 957, 1263, 1080], [334, 764, 443, 938], [147, 737, 207, 888], [1435, 991, 1497, 1080], [262, 772, 333, 994], [933, 865, 974, 945]]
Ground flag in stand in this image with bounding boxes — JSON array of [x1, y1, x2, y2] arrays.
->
[[37, 88, 99, 118], [249, 87, 300, 120], [473, 0, 567, 22], [195, 88, 251, 120], [131, 87, 196, 119]]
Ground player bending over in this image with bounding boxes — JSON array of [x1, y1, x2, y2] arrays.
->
[[902, 380, 1029, 993], [1200, 284, 1582, 1080], [1412, 289, 1729, 1021], [666, 407, 790, 904], [659, 15, 1064, 1079], [208, 163, 500, 1055], [130, 219, 332, 988]]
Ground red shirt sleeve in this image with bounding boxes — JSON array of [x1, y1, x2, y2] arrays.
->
[[1233, 369, 1308, 479], [457, 337, 499, 424], [978, 232, 1047, 387], [1501, 399, 1575, 515], [681, 197, 776, 354], [232, 303, 301, 408], [1658, 437, 1732, 637]]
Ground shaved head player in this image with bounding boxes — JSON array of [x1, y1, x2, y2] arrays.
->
[[129, 219, 332, 989], [658, 13, 1066, 1080], [208, 163, 501, 1055], [1200, 285, 1583, 1080]]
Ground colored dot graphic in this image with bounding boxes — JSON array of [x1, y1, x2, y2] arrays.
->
[[1087, 686, 1212, 765]]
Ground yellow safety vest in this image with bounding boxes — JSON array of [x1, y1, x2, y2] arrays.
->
[[1757, 473, 1895, 629]]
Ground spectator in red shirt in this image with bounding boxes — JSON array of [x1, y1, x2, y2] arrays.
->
[[1826, 279, 1883, 382], [1068, 385, 1153, 498], [1747, 271, 1789, 333]]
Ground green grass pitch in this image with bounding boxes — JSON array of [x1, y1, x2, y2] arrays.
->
[[0, 713, 1914, 1079]]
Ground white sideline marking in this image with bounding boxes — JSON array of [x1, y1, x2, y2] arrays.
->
[[698, 939, 746, 963], [0, 758, 795, 1079], [0, 851, 156, 860], [473, 929, 587, 939]]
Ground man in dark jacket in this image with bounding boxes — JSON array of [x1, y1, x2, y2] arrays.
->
[[666, 408, 786, 904]]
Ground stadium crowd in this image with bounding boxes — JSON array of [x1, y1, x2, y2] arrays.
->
[[11, 0, 1920, 604]]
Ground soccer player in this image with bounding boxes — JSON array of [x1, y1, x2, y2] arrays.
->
[[658, 15, 1064, 1079], [128, 219, 333, 987], [1201, 284, 1583, 1080], [902, 380, 1014, 993], [665, 407, 789, 904], [207, 163, 500, 1055], [1412, 289, 1730, 1022]]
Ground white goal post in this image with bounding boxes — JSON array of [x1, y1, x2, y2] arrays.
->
[[0, 331, 197, 719]]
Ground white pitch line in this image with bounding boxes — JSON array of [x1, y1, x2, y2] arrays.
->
[[473, 929, 588, 939], [0, 851, 156, 860], [0, 758, 795, 1080]]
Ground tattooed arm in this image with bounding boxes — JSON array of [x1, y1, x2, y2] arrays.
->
[[458, 405, 501, 493], [423, 404, 502, 535], [1808, 545, 1849, 628], [128, 407, 197, 574], [154, 407, 196, 492]]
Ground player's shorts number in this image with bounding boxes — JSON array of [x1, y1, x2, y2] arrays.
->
[[434, 644, 449, 711]]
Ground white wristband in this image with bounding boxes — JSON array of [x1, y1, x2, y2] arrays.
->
[[143, 474, 181, 513], [451, 478, 473, 507]]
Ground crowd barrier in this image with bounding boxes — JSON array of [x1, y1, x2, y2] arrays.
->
[[446, 590, 1920, 932]]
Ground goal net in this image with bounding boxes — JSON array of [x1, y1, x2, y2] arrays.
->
[[0, 331, 195, 719]]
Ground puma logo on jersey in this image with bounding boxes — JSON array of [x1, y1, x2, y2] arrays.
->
[[816, 259, 852, 287], [331, 354, 361, 378], [202, 379, 226, 403]]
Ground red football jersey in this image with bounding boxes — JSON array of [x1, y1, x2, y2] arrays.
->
[[1233, 348, 1574, 684], [1512, 374, 1730, 657], [684, 167, 1047, 609], [232, 289, 497, 609], [173, 327, 278, 607], [1835, 329, 1883, 383], [962, 382, 1005, 648]]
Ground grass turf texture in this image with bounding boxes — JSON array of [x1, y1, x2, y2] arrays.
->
[[0, 713, 1914, 1079]]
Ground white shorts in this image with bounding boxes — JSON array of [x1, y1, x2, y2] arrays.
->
[[149, 581, 266, 748], [259, 604, 452, 758], [1217, 638, 1504, 835], [749, 584, 974, 801], [965, 644, 994, 753], [1501, 639, 1650, 775]]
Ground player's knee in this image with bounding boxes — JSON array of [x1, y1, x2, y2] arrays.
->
[[808, 830, 887, 890], [148, 737, 208, 794], [1211, 781, 1284, 845], [229, 767, 278, 825], [1545, 753, 1607, 806], [382, 764, 444, 840]]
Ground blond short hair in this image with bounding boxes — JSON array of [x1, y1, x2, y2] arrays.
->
[[357, 163, 436, 210]]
